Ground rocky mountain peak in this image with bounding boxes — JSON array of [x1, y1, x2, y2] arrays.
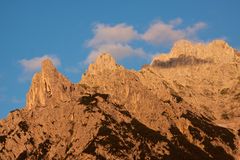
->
[[152, 39, 238, 66], [95, 53, 116, 66], [26, 59, 71, 109], [1, 40, 240, 159], [209, 39, 230, 48], [171, 39, 194, 51], [172, 39, 230, 52], [83, 53, 123, 76], [150, 39, 240, 135], [41, 59, 56, 75]]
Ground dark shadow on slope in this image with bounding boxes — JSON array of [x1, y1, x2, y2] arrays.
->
[[16, 150, 27, 160], [79, 93, 109, 106], [112, 103, 132, 118], [130, 118, 165, 143], [18, 121, 29, 132], [188, 126, 203, 141], [82, 111, 215, 160], [152, 55, 212, 68], [0, 135, 7, 143], [166, 126, 213, 160], [78, 93, 109, 113], [182, 110, 236, 150], [202, 137, 234, 160], [171, 93, 183, 103], [29, 139, 52, 160]]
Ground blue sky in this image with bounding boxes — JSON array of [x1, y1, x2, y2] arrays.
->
[[0, 0, 239, 118]]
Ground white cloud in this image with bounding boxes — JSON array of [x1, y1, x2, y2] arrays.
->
[[87, 23, 139, 47], [142, 22, 185, 45], [85, 19, 207, 64], [142, 19, 207, 45], [18, 55, 61, 82], [19, 55, 61, 73], [185, 22, 207, 36], [85, 43, 148, 64]]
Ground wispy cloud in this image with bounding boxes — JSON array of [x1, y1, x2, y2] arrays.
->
[[142, 19, 207, 45], [18, 55, 61, 82], [19, 55, 61, 73], [185, 22, 206, 36], [85, 18, 207, 64], [85, 43, 148, 64], [85, 23, 147, 63], [87, 23, 139, 47]]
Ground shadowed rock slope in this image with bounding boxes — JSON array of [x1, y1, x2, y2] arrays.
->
[[0, 40, 240, 159]]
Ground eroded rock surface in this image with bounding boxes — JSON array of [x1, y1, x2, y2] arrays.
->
[[0, 40, 240, 159], [151, 40, 240, 131]]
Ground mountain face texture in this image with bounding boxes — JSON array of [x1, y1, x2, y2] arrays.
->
[[0, 40, 240, 159]]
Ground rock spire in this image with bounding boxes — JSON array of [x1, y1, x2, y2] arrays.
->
[[26, 59, 71, 109]]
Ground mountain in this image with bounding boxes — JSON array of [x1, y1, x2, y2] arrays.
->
[[151, 40, 240, 130], [0, 40, 239, 159]]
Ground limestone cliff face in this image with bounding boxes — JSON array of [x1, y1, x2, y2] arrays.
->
[[151, 40, 240, 130], [86, 53, 123, 74], [152, 40, 239, 65], [26, 59, 72, 109], [0, 40, 240, 159]]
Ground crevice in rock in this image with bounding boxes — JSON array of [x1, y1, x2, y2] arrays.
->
[[0, 135, 7, 143], [16, 150, 27, 160], [18, 121, 29, 132]]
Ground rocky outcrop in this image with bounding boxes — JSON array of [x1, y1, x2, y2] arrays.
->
[[0, 40, 240, 159], [151, 40, 240, 131], [26, 59, 72, 109], [152, 40, 239, 65], [0, 87, 238, 159]]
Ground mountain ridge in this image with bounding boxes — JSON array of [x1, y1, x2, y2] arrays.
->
[[0, 39, 240, 159]]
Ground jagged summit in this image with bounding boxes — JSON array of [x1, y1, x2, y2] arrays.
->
[[172, 39, 230, 51], [152, 39, 237, 66], [41, 58, 56, 74], [209, 39, 231, 48], [83, 53, 123, 76], [150, 39, 240, 131], [1, 40, 239, 159], [95, 53, 116, 66], [26, 59, 71, 109]]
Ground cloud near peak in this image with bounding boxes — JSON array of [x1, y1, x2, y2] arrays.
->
[[85, 18, 207, 64], [142, 20, 207, 45], [87, 23, 139, 47], [85, 43, 147, 64], [19, 55, 61, 73]]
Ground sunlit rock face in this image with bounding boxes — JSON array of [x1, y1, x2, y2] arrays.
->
[[151, 40, 240, 131], [26, 59, 72, 109], [0, 40, 240, 159], [152, 40, 238, 65]]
